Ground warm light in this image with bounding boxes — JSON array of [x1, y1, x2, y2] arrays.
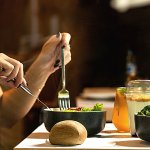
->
[[110, 0, 150, 12]]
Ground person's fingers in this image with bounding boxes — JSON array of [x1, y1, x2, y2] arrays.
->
[[22, 78, 27, 86], [0, 59, 14, 77], [62, 35, 71, 65], [14, 63, 24, 87], [54, 40, 64, 61], [42, 33, 62, 53], [0, 53, 27, 87], [0, 54, 26, 87], [64, 53, 71, 65], [44, 33, 62, 45], [64, 44, 71, 53], [0, 76, 15, 88], [53, 32, 71, 57], [61, 33, 71, 46], [3, 57, 26, 85], [6, 62, 20, 81], [54, 59, 60, 68]]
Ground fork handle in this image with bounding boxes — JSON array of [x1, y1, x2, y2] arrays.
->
[[61, 46, 66, 89]]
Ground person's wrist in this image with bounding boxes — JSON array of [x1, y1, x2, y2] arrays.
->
[[34, 55, 54, 75]]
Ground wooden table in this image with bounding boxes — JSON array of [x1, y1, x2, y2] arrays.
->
[[14, 123, 150, 150]]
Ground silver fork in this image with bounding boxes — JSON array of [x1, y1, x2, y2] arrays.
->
[[58, 46, 70, 110]]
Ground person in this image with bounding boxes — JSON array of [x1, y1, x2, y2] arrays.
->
[[0, 32, 71, 128]]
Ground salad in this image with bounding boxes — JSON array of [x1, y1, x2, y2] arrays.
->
[[137, 105, 150, 116], [65, 103, 103, 112]]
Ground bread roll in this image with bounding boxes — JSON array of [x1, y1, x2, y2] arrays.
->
[[49, 120, 87, 145]]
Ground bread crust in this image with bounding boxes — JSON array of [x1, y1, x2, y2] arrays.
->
[[49, 120, 87, 145]]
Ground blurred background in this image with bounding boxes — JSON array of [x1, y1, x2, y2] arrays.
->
[[0, 0, 150, 149]]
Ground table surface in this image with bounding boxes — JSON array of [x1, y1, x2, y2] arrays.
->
[[14, 123, 150, 150]]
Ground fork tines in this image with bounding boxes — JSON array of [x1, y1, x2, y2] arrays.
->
[[58, 90, 70, 110], [58, 98, 70, 110]]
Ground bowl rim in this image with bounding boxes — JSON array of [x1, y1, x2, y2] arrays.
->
[[134, 113, 150, 117], [43, 108, 106, 113]]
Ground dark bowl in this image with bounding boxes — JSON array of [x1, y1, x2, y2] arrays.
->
[[135, 114, 150, 142], [42, 108, 106, 136]]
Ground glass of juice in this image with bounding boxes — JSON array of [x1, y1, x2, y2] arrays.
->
[[112, 87, 130, 132]]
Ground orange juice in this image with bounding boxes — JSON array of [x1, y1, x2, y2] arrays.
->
[[112, 87, 130, 132]]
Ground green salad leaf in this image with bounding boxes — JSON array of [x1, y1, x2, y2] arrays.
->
[[81, 107, 93, 111], [81, 103, 103, 111], [137, 105, 150, 116], [64, 103, 103, 112], [92, 103, 103, 111]]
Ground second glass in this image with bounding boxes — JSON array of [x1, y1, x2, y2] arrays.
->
[[126, 80, 150, 136], [112, 87, 130, 132]]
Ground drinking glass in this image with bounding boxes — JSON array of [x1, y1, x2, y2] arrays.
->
[[112, 87, 130, 132], [126, 80, 150, 136]]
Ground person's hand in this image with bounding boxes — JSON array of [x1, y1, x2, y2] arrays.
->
[[0, 53, 26, 87], [37, 32, 71, 75]]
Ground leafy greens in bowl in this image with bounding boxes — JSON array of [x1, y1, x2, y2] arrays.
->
[[135, 105, 150, 142], [137, 105, 150, 116], [65, 103, 103, 112]]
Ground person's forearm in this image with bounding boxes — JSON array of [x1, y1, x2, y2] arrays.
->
[[25, 56, 51, 96], [0, 58, 52, 127]]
